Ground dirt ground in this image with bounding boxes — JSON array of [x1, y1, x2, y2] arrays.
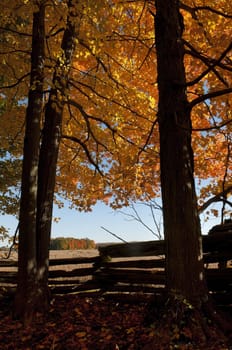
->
[[0, 249, 99, 260]]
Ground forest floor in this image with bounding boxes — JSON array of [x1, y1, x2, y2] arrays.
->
[[0, 249, 231, 349], [0, 293, 231, 350]]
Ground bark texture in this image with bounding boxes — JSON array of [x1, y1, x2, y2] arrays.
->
[[15, 4, 45, 323], [35, 0, 77, 311], [15, 1, 77, 323], [155, 0, 208, 302]]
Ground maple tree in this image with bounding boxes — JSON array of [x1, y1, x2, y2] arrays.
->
[[14, 1, 46, 322], [0, 0, 157, 323], [13, 0, 80, 322], [0, 1, 231, 218], [0, 0, 231, 340], [155, 0, 206, 303], [56, 0, 231, 217], [153, 0, 231, 341]]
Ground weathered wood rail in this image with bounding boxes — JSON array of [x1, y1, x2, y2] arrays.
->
[[96, 233, 232, 302], [0, 232, 231, 306]]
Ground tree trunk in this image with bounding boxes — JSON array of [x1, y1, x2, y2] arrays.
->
[[35, 1, 77, 310], [15, 4, 45, 323], [155, 0, 208, 302], [15, 1, 77, 322]]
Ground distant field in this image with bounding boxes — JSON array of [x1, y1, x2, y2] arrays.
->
[[0, 249, 99, 261], [49, 249, 99, 259]]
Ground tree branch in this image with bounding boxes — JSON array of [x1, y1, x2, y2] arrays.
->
[[0, 26, 31, 37], [6, 223, 19, 259], [191, 118, 232, 132], [67, 98, 147, 152], [118, 202, 163, 240], [61, 134, 104, 176], [0, 73, 30, 89], [180, 2, 232, 19], [199, 185, 232, 213], [100, 226, 128, 243], [185, 41, 232, 87], [189, 88, 232, 110], [68, 99, 116, 134]]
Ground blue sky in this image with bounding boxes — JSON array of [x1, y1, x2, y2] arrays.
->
[[1, 199, 222, 246]]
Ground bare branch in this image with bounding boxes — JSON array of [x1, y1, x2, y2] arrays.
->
[[6, 223, 19, 259], [118, 202, 163, 240], [101, 226, 128, 243]]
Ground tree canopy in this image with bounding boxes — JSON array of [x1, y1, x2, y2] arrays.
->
[[0, 0, 231, 224]]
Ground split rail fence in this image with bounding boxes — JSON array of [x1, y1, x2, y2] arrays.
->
[[0, 232, 232, 306]]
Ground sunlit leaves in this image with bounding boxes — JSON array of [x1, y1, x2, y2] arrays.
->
[[0, 0, 231, 218]]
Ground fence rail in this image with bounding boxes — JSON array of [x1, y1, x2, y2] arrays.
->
[[0, 232, 232, 305]]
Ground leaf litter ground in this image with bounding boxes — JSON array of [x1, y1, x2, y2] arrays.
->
[[0, 294, 231, 350]]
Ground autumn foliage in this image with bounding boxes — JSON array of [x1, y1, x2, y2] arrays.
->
[[0, 0, 230, 218], [50, 237, 96, 250], [0, 294, 231, 350], [0, 0, 231, 340]]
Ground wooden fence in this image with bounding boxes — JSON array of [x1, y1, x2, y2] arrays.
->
[[96, 232, 232, 305], [0, 232, 232, 306]]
